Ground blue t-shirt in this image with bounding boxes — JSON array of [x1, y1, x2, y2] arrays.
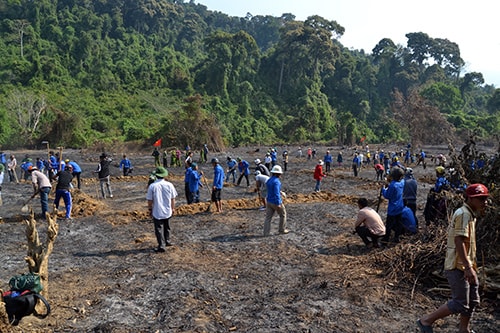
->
[[434, 176, 449, 192], [69, 161, 82, 173], [188, 170, 202, 192], [120, 158, 132, 169], [382, 179, 404, 216], [213, 164, 224, 189], [266, 176, 282, 205], [238, 160, 250, 175]]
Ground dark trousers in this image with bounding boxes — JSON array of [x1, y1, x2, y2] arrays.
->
[[122, 167, 131, 176], [72, 171, 82, 189], [355, 225, 381, 247], [185, 182, 193, 204], [153, 217, 171, 249], [382, 213, 403, 243], [237, 173, 249, 186]]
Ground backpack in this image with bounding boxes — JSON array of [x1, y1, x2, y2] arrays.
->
[[2, 273, 51, 325]]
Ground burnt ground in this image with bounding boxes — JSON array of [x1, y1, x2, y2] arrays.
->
[[0, 145, 498, 333]]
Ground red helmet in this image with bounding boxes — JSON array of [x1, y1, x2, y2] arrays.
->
[[466, 184, 489, 198]]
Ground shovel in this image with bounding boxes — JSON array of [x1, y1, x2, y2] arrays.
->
[[21, 196, 35, 213], [202, 175, 212, 212]]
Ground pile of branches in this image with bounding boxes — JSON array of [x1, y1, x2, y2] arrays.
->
[[375, 136, 500, 293]]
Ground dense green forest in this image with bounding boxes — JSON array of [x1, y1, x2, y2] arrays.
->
[[0, 0, 499, 149]]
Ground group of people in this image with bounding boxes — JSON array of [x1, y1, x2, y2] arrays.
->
[[146, 152, 290, 252], [347, 147, 490, 333], [8, 151, 114, 221], [3, 143, 490, 333]]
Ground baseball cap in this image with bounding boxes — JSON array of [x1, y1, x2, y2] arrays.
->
[[465, 184, 489, 198]]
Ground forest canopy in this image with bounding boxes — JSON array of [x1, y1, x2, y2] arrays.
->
[[0, 0, 498, 150]]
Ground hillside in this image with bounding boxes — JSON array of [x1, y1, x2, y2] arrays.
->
[[0, 0, 499, 149]]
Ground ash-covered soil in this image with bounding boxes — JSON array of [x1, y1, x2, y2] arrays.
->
[[0, 145, 498, 332]]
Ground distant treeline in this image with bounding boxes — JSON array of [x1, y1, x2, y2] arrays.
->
[[0, 0, 499, 150]]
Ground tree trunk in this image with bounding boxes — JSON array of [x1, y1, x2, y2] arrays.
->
[[24, 208, 59, 313]]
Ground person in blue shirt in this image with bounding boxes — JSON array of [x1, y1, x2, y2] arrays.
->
[[211, 158, 224, 213], [184, 162, 193, 204], [352, 153, 361, 177], [119, 154, 133, 176], [379, 150, 385, 164], [20, 155, 33, 181], [417, 150, 427, 169], [36, 157, 45, 174], [270, 149, 278, 167], [188, 163, 203, 203], [226, 156, 237, 184], [433, 166, 449, 193], [337, 151, 343, 167], [0, 151, 6, 169], [324, 150, 333, 172], [404, 149, 411, 165], [403, 168, 418, 227], [236, 157, 250, 187], [381, 167, 405, 244], [48, 151, 59, 180], [65, 159, 83, 189], [263, 165, 288, 236]]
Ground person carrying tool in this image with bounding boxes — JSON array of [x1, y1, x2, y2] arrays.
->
[[254, 170, 269, 210], [28, 166, 52, 218]]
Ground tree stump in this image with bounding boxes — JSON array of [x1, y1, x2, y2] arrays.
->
[[23, 208, 59, 314]]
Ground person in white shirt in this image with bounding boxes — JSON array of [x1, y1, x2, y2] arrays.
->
[[254, 170, 270, 210], [146, 166, 178, 252]]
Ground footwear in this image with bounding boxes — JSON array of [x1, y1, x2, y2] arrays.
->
[[154, 248, 166, 253], [279, 229, 289, 234], [417, 319, 433, 333], [165, 242, 173, 247], [259, 206, 266, 211], [109, 194, 113, 198]]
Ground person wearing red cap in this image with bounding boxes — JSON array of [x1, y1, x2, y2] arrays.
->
[[418, 183, 489, 333]]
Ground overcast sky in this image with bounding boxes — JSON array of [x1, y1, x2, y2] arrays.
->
[[195, 0, 499, 87]]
